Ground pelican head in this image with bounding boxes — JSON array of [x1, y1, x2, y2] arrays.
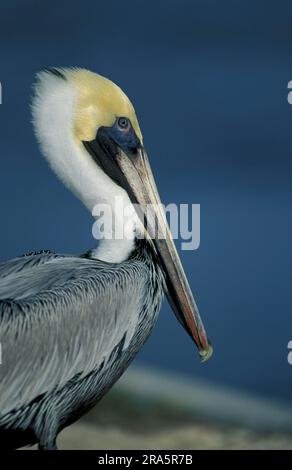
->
[[32, 67, 212, 361]]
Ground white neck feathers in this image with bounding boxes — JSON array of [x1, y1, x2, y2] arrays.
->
[[32, 71, 138, 263]]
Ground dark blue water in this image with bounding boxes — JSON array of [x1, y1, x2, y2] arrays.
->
[[0, 0, 291, 403]]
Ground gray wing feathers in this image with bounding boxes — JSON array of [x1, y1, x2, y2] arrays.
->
[[0, 255, 146, 416], [0, 252, 61, 279], [0, 252, 67, 300]]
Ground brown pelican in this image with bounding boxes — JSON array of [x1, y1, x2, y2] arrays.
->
[[0, 68, 212, 450]]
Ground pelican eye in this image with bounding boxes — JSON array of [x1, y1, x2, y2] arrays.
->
[[117, 117, 130, 130]]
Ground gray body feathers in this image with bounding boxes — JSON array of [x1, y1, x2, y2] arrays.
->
[[0, 241, 165, 449]]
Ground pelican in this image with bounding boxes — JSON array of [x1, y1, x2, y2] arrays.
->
[[0, 68, 212, 450]]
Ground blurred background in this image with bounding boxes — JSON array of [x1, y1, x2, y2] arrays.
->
[[1, 0, 292, 448]]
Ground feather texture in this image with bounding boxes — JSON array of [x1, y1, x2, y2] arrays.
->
[[0, 241, 165, 448]]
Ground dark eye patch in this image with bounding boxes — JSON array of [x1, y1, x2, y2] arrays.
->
[[103, 117, 140, 153]]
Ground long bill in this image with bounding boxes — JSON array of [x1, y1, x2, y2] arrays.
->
[[116, 146, 213, 361]]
